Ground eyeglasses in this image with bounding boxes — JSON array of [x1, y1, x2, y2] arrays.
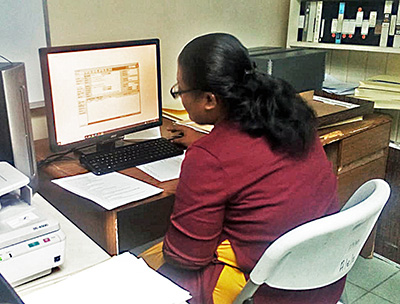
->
[[170, 83, 199, 99]]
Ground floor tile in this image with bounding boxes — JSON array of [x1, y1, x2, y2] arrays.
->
[[370, 271, 400, 303], [344, 282, 368, 303], [347, 256, 399, 290], [352, 293, 394, 304]]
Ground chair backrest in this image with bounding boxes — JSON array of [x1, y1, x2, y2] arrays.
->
[[233, 179, 390, 304]]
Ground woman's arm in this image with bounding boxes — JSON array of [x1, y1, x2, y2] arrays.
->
[[163, 146, 228, 270]]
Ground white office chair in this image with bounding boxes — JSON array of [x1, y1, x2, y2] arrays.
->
[[233, 179, 391, 304]]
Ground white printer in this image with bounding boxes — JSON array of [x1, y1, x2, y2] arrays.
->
[[0, 162, 65, 287]]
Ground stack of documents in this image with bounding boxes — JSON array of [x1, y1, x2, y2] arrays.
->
[[355, 75, 400, 110], [21, 252, 192, 304], [323, 74, 358, 95]]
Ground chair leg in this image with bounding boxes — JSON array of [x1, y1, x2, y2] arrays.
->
[[232, 281, 259, 304]]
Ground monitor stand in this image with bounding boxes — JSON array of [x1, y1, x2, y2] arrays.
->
[[75, 137, 126, 158]]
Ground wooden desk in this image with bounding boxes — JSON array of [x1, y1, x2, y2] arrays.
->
[[35, 114, 391, 257]]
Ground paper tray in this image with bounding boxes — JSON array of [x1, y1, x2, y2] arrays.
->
[[307, 91, 375, 128]]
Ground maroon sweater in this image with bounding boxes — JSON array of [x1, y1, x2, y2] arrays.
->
[[161, 121, 345, 303]]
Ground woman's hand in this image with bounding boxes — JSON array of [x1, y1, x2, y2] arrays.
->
[[167, 123, 205, 148]]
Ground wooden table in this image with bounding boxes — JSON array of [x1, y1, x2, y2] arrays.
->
[[35, 114, 391, 257]]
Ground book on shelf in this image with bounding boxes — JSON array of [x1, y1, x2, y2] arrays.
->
[[355, 88, 400, 100], [359, 75, 400, 90], [302, 1, 318, 42], [355, 75, 400, 109], [354, 89, 400, 110]]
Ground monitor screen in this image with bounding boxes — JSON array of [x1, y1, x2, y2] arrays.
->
[[39, 39, 162, 153]]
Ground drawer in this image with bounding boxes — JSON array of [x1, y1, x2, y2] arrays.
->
[[339, 123, 391, 168], [337, 155, 387, 206]]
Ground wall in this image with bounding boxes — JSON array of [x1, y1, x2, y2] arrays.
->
[[326, 51, 400, 83], [31, 0, 291, 140], [1, 0, 47, 104]]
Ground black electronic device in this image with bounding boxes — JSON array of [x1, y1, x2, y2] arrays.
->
[[39, 39, 183, 173], [39, 39, 162, 153], [249, 47, 326, 93]]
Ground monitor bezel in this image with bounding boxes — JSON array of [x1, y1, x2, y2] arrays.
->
[[39, 38, 162, 153]]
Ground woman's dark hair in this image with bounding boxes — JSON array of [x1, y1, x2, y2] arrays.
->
[[178, 33, 317, 157]]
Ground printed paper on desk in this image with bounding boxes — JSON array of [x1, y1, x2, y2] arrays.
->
[[52, 172, 163, 210], [137, 153, 185, 182], [22, 252, 191, 304]]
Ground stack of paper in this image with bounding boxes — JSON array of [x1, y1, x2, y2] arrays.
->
[[322, 74, 358, 95], [22, 252, 191, 304], [355, 75, 400, 110]]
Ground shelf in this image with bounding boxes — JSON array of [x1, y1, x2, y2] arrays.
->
[[287, 0, 400, 54], [289, 41, 400, 54]]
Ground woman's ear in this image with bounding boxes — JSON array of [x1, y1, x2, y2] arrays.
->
[[204, 92, 218, 111]]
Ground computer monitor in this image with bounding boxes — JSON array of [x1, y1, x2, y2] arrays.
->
[[39, 38, 162, 154]]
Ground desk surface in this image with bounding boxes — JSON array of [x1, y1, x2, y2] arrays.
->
[[34, 114, 391, 255]]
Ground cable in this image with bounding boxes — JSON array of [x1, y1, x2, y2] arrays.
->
[[0, 55, 12, 64], [37, 148, 78, 169]]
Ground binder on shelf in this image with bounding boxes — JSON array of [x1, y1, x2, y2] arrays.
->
[[380, 1, 393, 47], [394, 2, 400, 47], [313, 1, 324, 42], [355, 9, 364, 27], [369, 11, 378, 28], [302, 1, 311, 42], [295, 0, 400, 49], [336, 2, 346, 44], [389, 14, 397, 36], [307, 1, 318, 42]]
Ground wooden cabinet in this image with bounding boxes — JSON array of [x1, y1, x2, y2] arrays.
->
[[319, 114, 391, 205], [318, 114, 392, 257]]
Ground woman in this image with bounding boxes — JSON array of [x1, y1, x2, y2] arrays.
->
[[142, 33, 345, 304]]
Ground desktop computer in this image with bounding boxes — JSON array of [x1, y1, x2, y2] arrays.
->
[[39, 39, 183, 175], [0, 62, 38, 191]]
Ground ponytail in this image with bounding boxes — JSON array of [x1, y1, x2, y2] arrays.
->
[[228, 71, 317, 156]]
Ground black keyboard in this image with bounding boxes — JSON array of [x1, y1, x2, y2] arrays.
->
[[79, 137, 184, 175]]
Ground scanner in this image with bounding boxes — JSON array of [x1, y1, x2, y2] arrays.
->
[[0, 162, 65, 287]]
